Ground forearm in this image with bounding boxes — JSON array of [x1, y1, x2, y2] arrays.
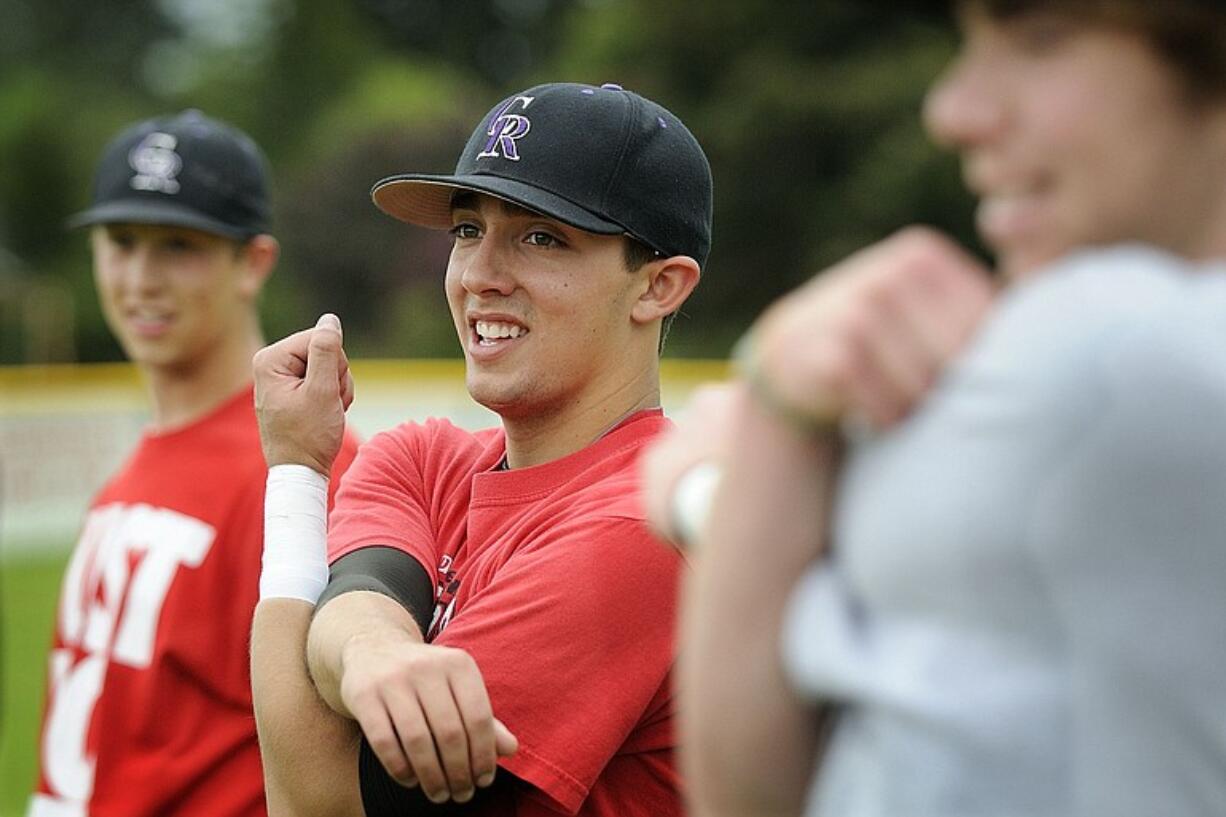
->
[[681, 385, 836, 817], [307, 589, 425, 717], [306, 588, 517, 809], [251, 598, 362, 817]]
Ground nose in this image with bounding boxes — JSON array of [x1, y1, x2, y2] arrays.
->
[[922, 52, 1008, 151], [119, 243, 166, 295], [457, 238, 515, 297]]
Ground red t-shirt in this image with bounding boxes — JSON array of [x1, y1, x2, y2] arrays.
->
[[30, 386, 358, 817], [328, 409, 683, 817]]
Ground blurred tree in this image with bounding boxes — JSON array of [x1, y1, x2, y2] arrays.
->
[[355, 0, 571, 90], [0, 0, 972, 364], [550, 0, 974, 355], [267, 57, 490, 355]]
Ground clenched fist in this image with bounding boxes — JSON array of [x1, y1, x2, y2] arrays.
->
[[744, 228, 994, 431], [254, 313, 355, 475]]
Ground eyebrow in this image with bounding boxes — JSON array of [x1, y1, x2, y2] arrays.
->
[[449, 190, 545, 221]]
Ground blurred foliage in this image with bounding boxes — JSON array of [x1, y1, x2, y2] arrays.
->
[[0, 0, 978, 364]]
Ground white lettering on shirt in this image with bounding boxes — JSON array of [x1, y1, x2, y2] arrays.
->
[[36, 503, 215, 809]]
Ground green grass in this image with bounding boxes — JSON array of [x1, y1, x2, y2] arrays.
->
[[0, 551, 68, 817]]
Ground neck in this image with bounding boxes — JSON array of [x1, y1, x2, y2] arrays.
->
[[144, 322, 263, 432], [502, 366, 661, 469]]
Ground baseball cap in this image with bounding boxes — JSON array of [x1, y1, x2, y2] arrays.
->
[[68, 109, 271, 240], [371, 82, 713, 267]]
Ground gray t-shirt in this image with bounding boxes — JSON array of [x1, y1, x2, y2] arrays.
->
[[783, 246, 1226, 817]]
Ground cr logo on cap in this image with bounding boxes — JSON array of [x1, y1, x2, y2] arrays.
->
[[128, 132, 183, 195], [478, 95, 534, 162]]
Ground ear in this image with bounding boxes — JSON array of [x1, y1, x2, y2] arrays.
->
[[630, 255, 701, 326], [236, 234, 279, 299]]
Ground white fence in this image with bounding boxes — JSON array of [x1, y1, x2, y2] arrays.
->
[[0, 360, 728, 558]]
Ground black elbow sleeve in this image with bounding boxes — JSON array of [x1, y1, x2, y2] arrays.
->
[[316, 546, 434, 635]]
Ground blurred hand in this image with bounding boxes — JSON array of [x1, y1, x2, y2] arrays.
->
[[253, 313, 355, 475], [340, 630, 518, 804], [744, 227, 994, 430], [641, 382, 738, 546]]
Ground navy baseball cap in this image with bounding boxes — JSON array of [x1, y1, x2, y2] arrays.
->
[[371, 82, 713, 267], [69, 109, 271, 240]]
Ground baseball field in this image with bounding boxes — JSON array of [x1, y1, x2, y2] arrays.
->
[[0, 551, 65, 816], [0, 358, 728, 812]]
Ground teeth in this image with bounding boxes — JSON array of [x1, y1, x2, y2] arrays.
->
[[475, 320, 527, 340]]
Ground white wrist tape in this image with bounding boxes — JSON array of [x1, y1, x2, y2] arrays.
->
[[670, 461, 722, 550], [261, 464, 330, 604]]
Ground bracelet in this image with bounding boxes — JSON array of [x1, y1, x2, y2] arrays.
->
[[669, 460, 722, 551], [260, 464, 330, 604], [731, 330, 841, 435]]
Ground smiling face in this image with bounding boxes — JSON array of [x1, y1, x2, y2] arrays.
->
[[923, 5, 1226, 278], [444, 193, 654, 423], [91, 223, 266, 377]]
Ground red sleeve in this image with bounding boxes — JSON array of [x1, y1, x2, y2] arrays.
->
[[326, 425, 438, 580], [326, 421, 492, 581], [432, 515, 682, 815]]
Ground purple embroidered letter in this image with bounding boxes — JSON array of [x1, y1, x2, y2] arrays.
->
[[477, 95, 535, 161]]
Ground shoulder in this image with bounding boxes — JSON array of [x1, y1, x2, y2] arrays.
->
[[369, 417, 496, 448], [1032, 247, 1226, 377], [990, 246, 1200, 345], [339, 419, 502, 498], [906, 246, 1226, 450], [964, 246, 1226, 387], [995, 244, 1226, 342], [947, 246, 1226, 450], [354, 418, 498, 463]]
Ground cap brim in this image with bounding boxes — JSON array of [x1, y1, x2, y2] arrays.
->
[[370, 174, 626, 236], [66, 199, 253, 240]]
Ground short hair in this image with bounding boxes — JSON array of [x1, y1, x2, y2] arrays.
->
[[622, 235, 662, 271], [622, 236, 680, 354], [966, 1, 1226, 103]]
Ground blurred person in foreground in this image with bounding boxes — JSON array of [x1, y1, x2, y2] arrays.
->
[[29, 110, 358, 817], [643, 2, 1226, 815], [249, 82, 710, 816]]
